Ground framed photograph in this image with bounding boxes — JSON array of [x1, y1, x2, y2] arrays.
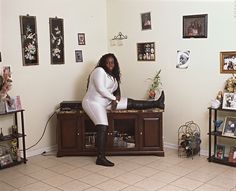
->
[[222, 93, 236, 110], [141, 12, 151, 30], [78, 33, 86, 45], [220, 51, 236, 73], [176, 50, 190, 69], [19, 15, 39, 66], [75, 50, 83, 62], [183, 14, 208, 38], [222, 116, 236, 138], [137, 42, 155, 61], [49, 17, 65, 65], [215, 144, 225, 160], [0, 154, 13, 167], [5, 96, 22, 113], [228, 146, 236, 163]]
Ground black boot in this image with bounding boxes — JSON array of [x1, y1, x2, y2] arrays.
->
[[127, 91, 165, 110], [96, 125, 114, 167]]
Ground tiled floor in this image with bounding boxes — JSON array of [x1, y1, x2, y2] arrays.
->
[[0, 148, 236, 191]]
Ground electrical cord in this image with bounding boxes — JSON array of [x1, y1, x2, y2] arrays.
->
[[24, 106, 60, 151]]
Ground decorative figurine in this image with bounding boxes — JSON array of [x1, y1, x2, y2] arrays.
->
[[213, 120, 224, 132]]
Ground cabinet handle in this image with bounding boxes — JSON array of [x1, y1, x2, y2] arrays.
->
[[77, 132, 80, 135], [144, 118, 159, 120], [140, 132, 142, 135]]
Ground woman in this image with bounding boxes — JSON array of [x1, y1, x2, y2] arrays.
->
[[82, 53, 164, 167]]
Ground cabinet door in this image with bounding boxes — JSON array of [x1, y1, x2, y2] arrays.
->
[[139, 112, 163, 151], [108, 113, 138, 151], [82, 115, 97, 151], [57, 114, 82, 156]]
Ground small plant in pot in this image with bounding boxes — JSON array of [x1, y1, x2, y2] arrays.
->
[[147, 69, 161, 99]]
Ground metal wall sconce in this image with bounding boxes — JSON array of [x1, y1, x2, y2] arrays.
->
[[111, 32, 127, 46], [112, 32, 127, 40]]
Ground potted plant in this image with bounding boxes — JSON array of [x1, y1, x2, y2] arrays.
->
[[147, 69, 161, 99]]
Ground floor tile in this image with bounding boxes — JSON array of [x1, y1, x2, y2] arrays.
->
[[95, 179, 128, 191], [1, 148, 236, 191]]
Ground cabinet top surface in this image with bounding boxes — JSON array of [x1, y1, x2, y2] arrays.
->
[[58, 108, 164, 115]]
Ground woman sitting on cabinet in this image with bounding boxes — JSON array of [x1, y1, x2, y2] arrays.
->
[[82, 53, 165, 167]]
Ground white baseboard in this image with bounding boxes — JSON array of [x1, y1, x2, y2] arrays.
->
[[164, 141, 208, 156], [25, 143, 209, 158], [26, 145, 57, 158]]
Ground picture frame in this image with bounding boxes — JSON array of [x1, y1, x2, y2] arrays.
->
[[5, 96, 22, 113], [78, 33, 86, 45], [183, 14, 208, 38], [222, 116, 236, 138], [222, 93, 236, 110], [137, 42, 155, 61], [141, 12, 151, 30], [19, 15, 39, 66], [0, 154, 13, 167], [49, 17, 65, 65], [228, 146, 236, 163], [220, 51, 236, 73], [75, 50, 83, 62], [215, 144, 225, 160]]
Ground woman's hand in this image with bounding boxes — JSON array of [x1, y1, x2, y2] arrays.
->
[[111, 99, 118, 110]]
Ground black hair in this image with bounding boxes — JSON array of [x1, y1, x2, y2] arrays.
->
[[95, 53, 121, 83], [86, 53, 121, 90]]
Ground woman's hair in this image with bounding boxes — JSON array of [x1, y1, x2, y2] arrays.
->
[[86, 53, 121, 90], [96, 53, 121, 83]]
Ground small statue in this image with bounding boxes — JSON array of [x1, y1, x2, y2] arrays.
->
[[213, 120, 223, 132], [216, 91, 223, 103]]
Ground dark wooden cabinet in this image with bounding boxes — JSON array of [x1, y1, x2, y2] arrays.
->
[[57, 109, 164, 157]]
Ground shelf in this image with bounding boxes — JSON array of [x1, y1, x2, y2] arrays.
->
[[0, 133, 25, 142], [0, 109, 24, 116], [208, 131, 236, 139], [0, 158, 25, 170], [208, 155, 236, 167], [0, 110, 26, 170]]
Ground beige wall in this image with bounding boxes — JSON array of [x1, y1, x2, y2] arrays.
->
[[0, 0, 235, 157], [107, 0, 236, 154], [0, 0, 108, 156]]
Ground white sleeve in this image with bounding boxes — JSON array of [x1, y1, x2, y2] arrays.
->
[[93, 68, 116, 101]]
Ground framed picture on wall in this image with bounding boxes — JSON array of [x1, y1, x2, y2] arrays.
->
[[75, 50, 83, 62], [220, 51, 236, 73], [137, 42, 155, 61], [141, 12, 151, 30], [49, 17, 65, 64], [19, 15, 39, 66], [183, 14, 208, 38], [78, 33, 86, 45]]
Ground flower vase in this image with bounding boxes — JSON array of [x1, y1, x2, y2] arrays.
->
[[148, 90, 156, 100]]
